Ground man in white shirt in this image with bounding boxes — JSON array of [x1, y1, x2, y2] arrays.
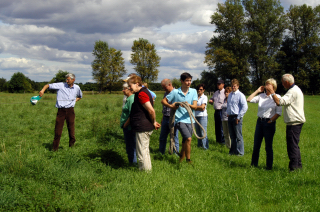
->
[[266, 74, 306, 171]]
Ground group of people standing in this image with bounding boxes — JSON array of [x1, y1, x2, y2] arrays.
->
[[120, 72, 306, 172], [37, 72, 306, 173]]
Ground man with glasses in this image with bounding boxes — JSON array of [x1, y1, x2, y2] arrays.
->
[[209, 79, 226, 145]]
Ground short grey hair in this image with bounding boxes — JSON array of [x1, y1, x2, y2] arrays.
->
[[282, 74, 294, 84], [65, 73, 75, 80]]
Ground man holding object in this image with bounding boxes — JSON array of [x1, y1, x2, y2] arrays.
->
[[39, 73, 82, 151]]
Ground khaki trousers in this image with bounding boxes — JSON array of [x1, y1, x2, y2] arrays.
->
[[222, 121, 231, 149], [136, 131, 153, 171]]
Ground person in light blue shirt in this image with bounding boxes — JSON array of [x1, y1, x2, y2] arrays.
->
[[227, 79, 248, 155], [161, 72, 197, 163], [39, 73, 82, 151]]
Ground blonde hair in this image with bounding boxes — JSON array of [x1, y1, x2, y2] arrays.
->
[[265, 78, 277, 91], [231, 79, 239, 86]]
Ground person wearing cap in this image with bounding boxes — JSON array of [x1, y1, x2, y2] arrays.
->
[[209, 79, 226, 145], [39, 73, 82, 151]]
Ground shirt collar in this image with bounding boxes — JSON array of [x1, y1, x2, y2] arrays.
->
[[178, 87, 189, 94], [289, 83, 295, 89]]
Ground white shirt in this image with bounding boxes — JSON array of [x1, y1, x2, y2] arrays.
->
[[250, 93, 282, 118], [195, 94, 208, 117], [279, 85, 306, 125]]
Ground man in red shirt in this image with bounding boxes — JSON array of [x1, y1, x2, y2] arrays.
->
[[127, 75, 161, 171]]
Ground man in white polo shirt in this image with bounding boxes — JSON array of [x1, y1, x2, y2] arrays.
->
[[39, 73, 83, 151], [266, 74, 306, 171]]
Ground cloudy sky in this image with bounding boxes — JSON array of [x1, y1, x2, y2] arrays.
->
[[0, 0, 317, 83]]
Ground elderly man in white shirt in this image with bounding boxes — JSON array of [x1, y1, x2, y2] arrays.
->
[[266, 74, 306, 171], [247, 78, 282, 170], [39, 73, 82, 151]]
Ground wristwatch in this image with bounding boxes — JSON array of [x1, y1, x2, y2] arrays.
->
[[271, 93, 275, 97]]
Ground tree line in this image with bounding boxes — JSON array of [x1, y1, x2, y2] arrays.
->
[[1, 1, 319, 95], [203, 1, 320, 95]]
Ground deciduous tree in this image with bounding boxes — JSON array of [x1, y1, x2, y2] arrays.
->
[[130, 38, 160, 83], [276, 4, 320, 94], [205, 0, 251, 93], [243, 0, 286, 87], [8, 72, 33, 93], [92, 40, 126, 93]]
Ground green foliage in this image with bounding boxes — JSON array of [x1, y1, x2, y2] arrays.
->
[[92, 40, 126, 93], [205, 0, 251, 91], [171, 78, 181, 89], [276, 4, 320, 94], [0, 77, 7, 92], [243, 0, 286, 87], [51, 70, 69, 83], [8, 72, 33, 93], [130, 38, 160, 83], [0, 93, 320, 211]]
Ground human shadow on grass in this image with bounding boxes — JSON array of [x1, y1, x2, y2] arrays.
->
[[152, 152, 179, 165], [85, 149, 127, 169], [95, 129, 124, 145], [213, 153, 248, 169]]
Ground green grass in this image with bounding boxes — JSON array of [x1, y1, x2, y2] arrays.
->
[[0, 92, 319, 211]]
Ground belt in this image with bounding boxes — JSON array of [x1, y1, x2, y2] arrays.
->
[[258, 117, 270, 121]]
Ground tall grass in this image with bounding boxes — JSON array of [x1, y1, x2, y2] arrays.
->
[[0, 92, 319, 211]]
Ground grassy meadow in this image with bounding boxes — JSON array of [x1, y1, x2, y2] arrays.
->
[[0, 92, 319, 211]]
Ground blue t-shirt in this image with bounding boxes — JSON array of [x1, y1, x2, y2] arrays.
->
[[166, 87, 198, 123]]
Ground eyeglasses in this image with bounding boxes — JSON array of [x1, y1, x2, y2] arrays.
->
[[197, 89, 203, 91]]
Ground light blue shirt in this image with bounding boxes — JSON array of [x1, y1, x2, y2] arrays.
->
[[49, 82, 83, 108], [226, 89, 248, 119], [166, 87, 198, 123]]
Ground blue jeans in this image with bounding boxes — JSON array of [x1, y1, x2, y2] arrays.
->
[[251, 118, 276, 169], [123, 127, 137, 164], [195, 116, 208, 149], [228, 116, 244, 155], [159, 116, 179, 154]]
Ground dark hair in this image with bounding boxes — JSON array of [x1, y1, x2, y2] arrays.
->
[[196, 84, 205, 90], [225, 86, 232, 93], [180, 72, 192, 81]]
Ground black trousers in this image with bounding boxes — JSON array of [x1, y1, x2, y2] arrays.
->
[[286, 124, 303, 170], [214, 109, 225, 143]]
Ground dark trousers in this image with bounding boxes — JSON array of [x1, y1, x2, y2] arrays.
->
[[53, 108, 75, 151], [214, 109, 225, 143], [286, 124, 303, 170], [251, 118, 276, 169], [123, 127, 137, 164]]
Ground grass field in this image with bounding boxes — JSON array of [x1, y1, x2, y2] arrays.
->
[[0, 92, 319, 211]]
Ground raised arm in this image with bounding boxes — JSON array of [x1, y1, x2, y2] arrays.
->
[[39, 84, 49, 97], [247, 86, 264, 102]]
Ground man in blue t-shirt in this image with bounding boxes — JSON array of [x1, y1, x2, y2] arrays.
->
[[161, 72, 197, 163]]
